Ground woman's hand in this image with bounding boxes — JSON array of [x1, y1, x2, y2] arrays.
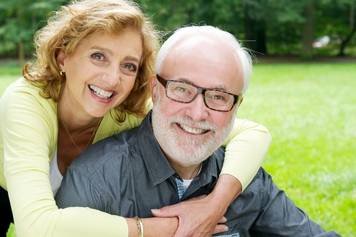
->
[[152, 195, 227, 237], [152, 174, 242, 237]]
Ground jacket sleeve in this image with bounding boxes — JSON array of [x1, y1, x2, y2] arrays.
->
[[55, 163, 111, 216], [221, 118, 272, 190], [0, 86, 129, 237], [250, 170, 340, 237]]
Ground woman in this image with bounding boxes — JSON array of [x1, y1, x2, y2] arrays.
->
[[0, 0, 271, 236]]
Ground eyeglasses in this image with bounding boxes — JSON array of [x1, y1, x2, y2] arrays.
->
[[156, 74, 242, 112]]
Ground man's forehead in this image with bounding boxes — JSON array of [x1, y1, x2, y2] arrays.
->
[[169, 35, 225, 57], [161, 36, 244, 94]]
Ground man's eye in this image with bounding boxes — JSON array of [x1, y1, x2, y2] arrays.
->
[[175, 86, 187, 93], [212, 95, 226, 101], [90, 52, 105, 61], [207, 92, 229, 103]]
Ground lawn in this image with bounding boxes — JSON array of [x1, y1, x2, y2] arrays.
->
[[0, 61, 22, 95], [1, 61, 355, 236], [238, 62, 356, 236]]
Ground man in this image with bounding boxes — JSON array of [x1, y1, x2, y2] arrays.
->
[[56, 26, 339, 236]]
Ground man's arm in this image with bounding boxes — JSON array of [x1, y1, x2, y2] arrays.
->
[[251, 169, 340, 237]]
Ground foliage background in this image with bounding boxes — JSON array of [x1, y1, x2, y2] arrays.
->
[[0, 0, 355, 61]]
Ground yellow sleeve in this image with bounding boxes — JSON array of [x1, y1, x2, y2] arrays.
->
[[221, 117, 272, 190], [0, 84, 128, 237]]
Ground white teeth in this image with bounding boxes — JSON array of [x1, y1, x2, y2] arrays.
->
[[89, 85, 113, 99], [179, 124, 207, 134]]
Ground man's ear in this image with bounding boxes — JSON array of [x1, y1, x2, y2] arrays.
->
[[151, 75, 158, 102], [239, 97, 244, 106], [236, 96, 243, 109], [56, 50, 66, 71]]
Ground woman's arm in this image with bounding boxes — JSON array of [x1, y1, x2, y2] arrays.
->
[[222, 118, 272, 190], [153, 117, 271, 237], [0, 82, 163, 237]]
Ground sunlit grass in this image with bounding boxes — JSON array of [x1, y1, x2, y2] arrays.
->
[[0, 60, 22, 75], [0, 60, 21, 95], [1, 62, 355, 236], [238, 62, 356, 236]]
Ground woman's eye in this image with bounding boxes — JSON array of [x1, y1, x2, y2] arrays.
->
[[123, 63, 138, 72], [90, 52, 105, 61]]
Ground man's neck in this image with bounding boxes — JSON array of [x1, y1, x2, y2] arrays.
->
[[169, 161, 202, 180]]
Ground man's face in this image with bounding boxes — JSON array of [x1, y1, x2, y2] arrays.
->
[[152, 37, 244, 167]]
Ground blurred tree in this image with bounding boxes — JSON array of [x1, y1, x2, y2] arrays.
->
[[302, 0, 316, 58], [266, 0, 305, 55], [324, 0, 356, 56], [242, 0, 269, 55], [310, 0, 356, 56], [0, 0, 67, 64], [339, 0, 356, 56], [138, 0, 246, 48], [0, 0, 354, 60]]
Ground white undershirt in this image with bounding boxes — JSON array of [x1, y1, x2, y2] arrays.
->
[[49, 150, 63, 195], [181, 179, 193, 189]]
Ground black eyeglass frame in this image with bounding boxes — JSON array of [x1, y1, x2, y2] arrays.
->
[[156, 74, 242, 112]]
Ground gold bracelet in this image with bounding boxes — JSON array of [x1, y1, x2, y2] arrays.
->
[[135, 216, 144, 237]]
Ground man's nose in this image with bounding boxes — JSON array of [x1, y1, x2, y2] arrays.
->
[[185, 94, 209, 121]]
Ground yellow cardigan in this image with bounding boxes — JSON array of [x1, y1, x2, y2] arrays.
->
[[0, 78, 271, 237]]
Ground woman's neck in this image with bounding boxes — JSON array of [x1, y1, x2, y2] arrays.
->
[[57, 94, 103, 174], [58, 90, 100, 132]]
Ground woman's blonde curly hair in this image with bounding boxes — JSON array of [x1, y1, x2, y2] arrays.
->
[[23, 0, 159, 122]]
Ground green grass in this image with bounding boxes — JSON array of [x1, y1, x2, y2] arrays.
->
[[0, 61, 21, 95], [238, 62, 356, 236], [1, 62, 355, 236]]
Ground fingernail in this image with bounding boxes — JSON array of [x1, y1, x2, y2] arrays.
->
[[151, 209, 159, 213]]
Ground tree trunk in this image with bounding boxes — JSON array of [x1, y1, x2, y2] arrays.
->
[[302, 1, 315, 58], [243, 2, 255, 51], [256, 20, 268, 55], [18, 41, 25, 66], [243, 1, 268, 55], [338, 1, 356, 56]]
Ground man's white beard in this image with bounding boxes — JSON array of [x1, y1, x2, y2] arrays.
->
[[152, 97, 235, 167]]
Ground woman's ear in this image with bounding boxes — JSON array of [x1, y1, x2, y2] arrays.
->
[[56, 50, 66, 71]]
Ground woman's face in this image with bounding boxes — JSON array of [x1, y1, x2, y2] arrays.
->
[[58, 28, 143, 118]]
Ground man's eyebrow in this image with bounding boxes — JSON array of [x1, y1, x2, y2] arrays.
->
[[177, 78, 228, 91], [90, 46, 140, 63], [211, 85, 228, 91]]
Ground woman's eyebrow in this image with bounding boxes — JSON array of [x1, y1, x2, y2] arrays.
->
[[90, 46, 140, 63]]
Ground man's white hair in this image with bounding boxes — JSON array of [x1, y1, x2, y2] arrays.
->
[[155, 25, 252, 93]]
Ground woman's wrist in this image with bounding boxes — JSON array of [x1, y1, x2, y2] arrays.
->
[[127, 217, 178, 237], [208, 174, 242, 214]]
